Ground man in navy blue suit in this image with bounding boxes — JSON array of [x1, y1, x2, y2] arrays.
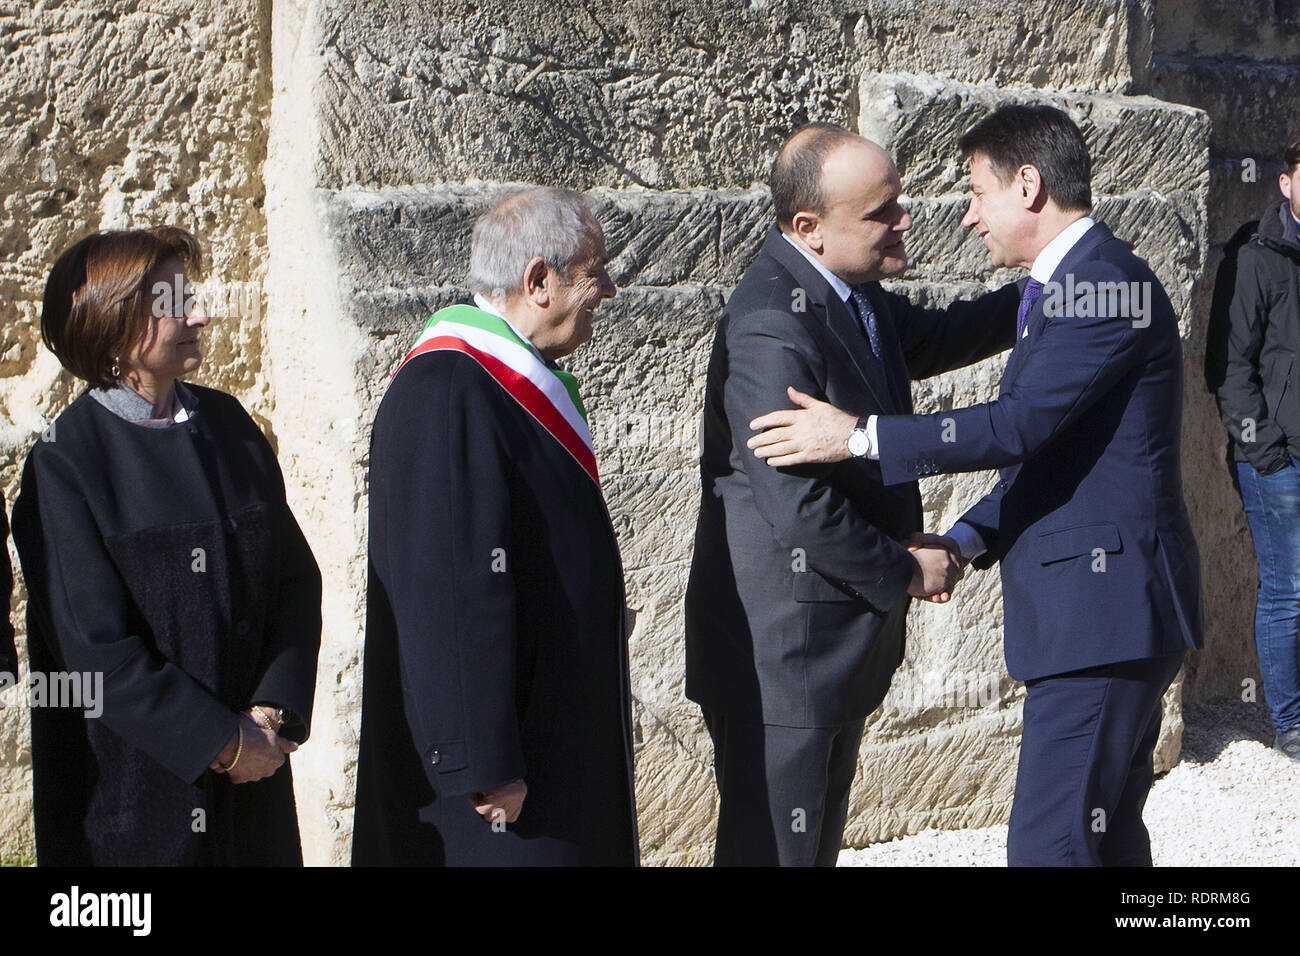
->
[[746, 104, 1204, 866]]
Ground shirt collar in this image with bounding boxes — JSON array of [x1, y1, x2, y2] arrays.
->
[[91, 380, 193, 426], [1029, 216, 1096, 283], [472, 293, 545, 360], [781, 232, 853, 302]]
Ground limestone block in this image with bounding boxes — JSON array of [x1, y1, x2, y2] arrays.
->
[[1208, 157, 1289, 246], [1152, 0, 1300, 64], [313, 0, 1148, 192], [1151, 57, 1300, 158], [326, 184, 773, 304], [856, 0, 1150, 93], [859, 72, 1209, 198]]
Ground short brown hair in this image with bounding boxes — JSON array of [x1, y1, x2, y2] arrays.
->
[[1286, 139, 1300, 176], [41, 226, 203, 386], [771, 122, 864, 231]]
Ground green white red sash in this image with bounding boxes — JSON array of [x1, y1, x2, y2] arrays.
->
[[394, 304, 600, 486]]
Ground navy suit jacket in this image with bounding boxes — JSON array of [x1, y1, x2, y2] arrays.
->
[[876, 221, 1204, 681]]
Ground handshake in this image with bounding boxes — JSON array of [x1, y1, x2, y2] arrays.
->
[[905, 532, 967, 604]]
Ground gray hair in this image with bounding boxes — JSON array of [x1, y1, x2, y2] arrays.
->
[[466, 187, 598, 301]]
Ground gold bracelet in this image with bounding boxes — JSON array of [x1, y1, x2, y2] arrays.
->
[[250, 707, 274, 732], [215, 725, 243, 773]]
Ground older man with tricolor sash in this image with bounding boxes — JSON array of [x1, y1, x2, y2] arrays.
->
[[352, 187, 638, 866]]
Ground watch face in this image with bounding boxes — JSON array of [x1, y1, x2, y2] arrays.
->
[[848, 430, 869, 456]]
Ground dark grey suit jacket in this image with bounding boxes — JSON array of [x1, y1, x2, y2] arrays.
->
[[684, 226, 1020, 727]]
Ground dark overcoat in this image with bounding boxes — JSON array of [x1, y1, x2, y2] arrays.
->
[[353, 345, 638, 866], [12, 383, 322, 866]]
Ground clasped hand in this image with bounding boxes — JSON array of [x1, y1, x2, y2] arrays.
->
[[907, 533, 967, 603], [209, 708, 297, 784]]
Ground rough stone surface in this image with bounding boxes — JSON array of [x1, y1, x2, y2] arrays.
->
[[5, 0, 1298, 867], [0, 0, 271, 860], [1151, 58, 1300, 158], [313, 0, 1150, 192], [1152, 0, 1300, 64], [860, 74, 1209, 199], [1208, 158, 1288, 246]]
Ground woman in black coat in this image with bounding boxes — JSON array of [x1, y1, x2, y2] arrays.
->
[[12, 226, 322, 866]]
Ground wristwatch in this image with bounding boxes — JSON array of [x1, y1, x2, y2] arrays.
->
[[846, 417, 871, 458]]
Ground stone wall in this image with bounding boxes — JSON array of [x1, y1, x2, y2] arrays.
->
[[1, 0, 1295, 866]]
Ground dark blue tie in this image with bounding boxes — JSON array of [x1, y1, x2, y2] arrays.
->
[[1017, 278, 1044, 340], [850, 288, 885, 362]]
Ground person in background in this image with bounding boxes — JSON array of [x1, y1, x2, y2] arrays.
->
[[1207, 137, 1300, 761], [12, 226, 322, 865]]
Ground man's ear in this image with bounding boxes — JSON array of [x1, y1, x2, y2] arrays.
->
[[791, 212, 823, 252], [1280, 172, 1294, 202], [523, 255, 550, 307], [1018, 164, 1046, 211]]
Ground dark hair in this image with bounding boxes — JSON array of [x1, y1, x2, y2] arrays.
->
[[771, 122, 864, 230], [958, 105, 1093, 213], [41, 226, 203, 386], [1286, 139, 1300, 176]]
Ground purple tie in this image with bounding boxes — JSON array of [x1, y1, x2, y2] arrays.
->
[[1017, 278, 1044, 340]]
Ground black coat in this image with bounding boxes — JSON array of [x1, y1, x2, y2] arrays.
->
[[685, 227, 1019, 727], [1, 503, 15, 678], [11, 384, 322, 865], [1206, 200, 1300, 474], [353, 346, 638, 866]]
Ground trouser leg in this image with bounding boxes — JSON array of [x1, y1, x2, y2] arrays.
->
[[1233, 459, 1300, 734], [1007, 654, 1183, 867], [704, 709, 863, 867]]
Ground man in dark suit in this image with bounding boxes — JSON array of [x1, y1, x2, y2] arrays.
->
[[685, 123, 1021, 866], [749, 105, 1204, 866], [353, 187, 637, 865]]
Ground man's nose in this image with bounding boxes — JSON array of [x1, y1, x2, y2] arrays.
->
[[599, 270, 617, 300], [897, 209, 913, 232], [961, 202, 978, 229]]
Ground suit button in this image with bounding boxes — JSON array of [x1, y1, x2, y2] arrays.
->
[[429, 751, 442, 766]]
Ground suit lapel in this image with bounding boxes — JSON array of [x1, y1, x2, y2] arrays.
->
[[763, 229, 895, 413], [999, 222, 1114, 396], [857, 282, 912, 413]]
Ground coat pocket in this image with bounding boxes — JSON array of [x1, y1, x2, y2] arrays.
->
[[1264, 352, 1295, 419], [1036, 522, 1122, 565], [792, 569, 861, 603]]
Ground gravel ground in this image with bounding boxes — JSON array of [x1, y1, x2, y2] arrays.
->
[[839, 698, 1300, 866]]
